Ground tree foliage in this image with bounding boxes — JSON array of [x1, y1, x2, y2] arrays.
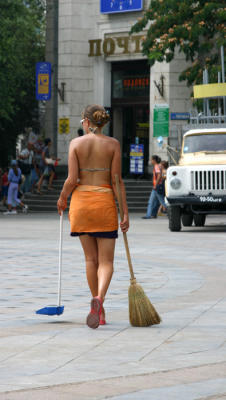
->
[[0, 0, 45, 166], [131, 1, 226, 86]]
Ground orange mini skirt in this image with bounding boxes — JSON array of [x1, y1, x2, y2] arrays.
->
[[69, 185, 118, 238]]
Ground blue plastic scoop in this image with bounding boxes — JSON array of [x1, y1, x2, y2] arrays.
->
[[36, 305, 64, 316], [36, 213, 64, 316]]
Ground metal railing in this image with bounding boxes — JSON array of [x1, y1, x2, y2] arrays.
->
[[189, 114, 226, 124]]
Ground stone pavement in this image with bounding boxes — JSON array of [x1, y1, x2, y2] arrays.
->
[[0, 213, 226, 399]]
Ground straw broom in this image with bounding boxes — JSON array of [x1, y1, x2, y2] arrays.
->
[[115, 175, 161, 327]]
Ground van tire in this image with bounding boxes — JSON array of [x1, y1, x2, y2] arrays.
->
[[194, 214, 206, 227], [181, 214, 193, 227], [168, 206, 181, 232]]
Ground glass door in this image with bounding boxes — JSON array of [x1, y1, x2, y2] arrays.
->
[[122, 105, 149, 178], [111, 60, 150, 178]]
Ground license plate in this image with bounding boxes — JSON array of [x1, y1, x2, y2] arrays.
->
[[199, 196, 223, 203]]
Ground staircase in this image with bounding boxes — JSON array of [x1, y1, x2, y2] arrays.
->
[[24, 179, 152, 213]]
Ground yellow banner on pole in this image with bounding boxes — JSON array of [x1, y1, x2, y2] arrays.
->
[[59, 118, 70, 134], [194, 83, 226, 99]]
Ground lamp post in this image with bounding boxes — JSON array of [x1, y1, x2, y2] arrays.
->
[[52, 0, 59, 157], [45, 0, 58, 157], [221, 46, 226, 120]]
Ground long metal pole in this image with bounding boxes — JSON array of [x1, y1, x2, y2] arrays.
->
[[202, 70, 205, 118], [205, 69, 210, 118], [53, 0, 59, 157], [221, 46, 226, 121], [218, 71, 221, 122], [58, 212, 63, 307]]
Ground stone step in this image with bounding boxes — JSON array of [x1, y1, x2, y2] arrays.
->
[[25, 194, 150, 202], [25, 189, 151, 198], [25, 199, 149, 207], [47, 185, 152, 192], [28, 208, 146, 213], [24, 179, 152, 213]]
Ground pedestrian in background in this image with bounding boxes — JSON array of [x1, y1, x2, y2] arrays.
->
[[1, 167, 9, 207], [36, 138, 58, 194], [3, 161, 28, 215], [77, 128, 83, 137], [33, 137, 44, 176], [142, 155, 167, 219], [31, 137, 44, 193], [18, 142, 34, 193], [158, 160, 169, 216]]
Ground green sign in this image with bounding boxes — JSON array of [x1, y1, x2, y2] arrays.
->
[[153, 105, 169, 137]]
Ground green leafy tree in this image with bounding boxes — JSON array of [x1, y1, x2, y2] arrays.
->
[[131, 0, 226, 86], [0, 0, 45, 166]]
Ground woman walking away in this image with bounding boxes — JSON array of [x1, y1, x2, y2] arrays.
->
[[142, 155, 166, 219], [57, 104, 129, 329], [3, 161, 28, 215], [37, 138, 58, 194]]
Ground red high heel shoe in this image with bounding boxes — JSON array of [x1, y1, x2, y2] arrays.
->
[[86, 296, 103, 329]]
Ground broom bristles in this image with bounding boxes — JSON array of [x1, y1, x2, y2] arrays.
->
[[128, 279, 161, 327]]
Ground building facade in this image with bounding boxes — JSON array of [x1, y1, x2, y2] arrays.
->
[[54, 0, 192, 175]]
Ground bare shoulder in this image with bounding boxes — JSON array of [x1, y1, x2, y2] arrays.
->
[[70, 136, 85, 148], [106, 136, 120, 149]]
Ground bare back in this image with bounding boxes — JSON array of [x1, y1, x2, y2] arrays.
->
[[68, 133, 121, 187]]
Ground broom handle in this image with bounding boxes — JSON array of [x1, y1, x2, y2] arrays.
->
[[58, 211, 63, 306], [115, 175, 135, 281]]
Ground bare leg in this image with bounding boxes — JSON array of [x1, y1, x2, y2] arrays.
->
[[79, 235, 98, 297], [37, 174, 44, 192], [96, 238, 115, 301], [48, 171, 55, 189]]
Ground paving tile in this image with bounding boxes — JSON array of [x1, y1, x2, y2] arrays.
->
[[110, 379, 226, 400], [0, 214, 226, 398]]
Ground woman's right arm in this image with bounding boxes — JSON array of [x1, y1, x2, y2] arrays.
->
[[111, 140, 129, 233]]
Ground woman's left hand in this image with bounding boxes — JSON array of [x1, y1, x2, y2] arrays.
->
[[120, 214, 129, 233], [57, 196, 67, 215]]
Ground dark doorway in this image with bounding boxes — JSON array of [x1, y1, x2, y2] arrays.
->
[[111, 60, 150, 178]]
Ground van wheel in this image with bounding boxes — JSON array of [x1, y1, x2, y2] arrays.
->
[[194, 214, 206, 227], [181, 214, 193, 227], [168, 206, 181, 232]]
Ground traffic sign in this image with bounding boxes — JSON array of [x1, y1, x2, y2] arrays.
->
[[100, 0, 143, 14], [59, 118, 70, 134], [171, 112, 190, 120], [36, 62, 51, 101]]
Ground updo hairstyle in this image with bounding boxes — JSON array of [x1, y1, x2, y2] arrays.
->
[[83, 104, 110, 128]]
